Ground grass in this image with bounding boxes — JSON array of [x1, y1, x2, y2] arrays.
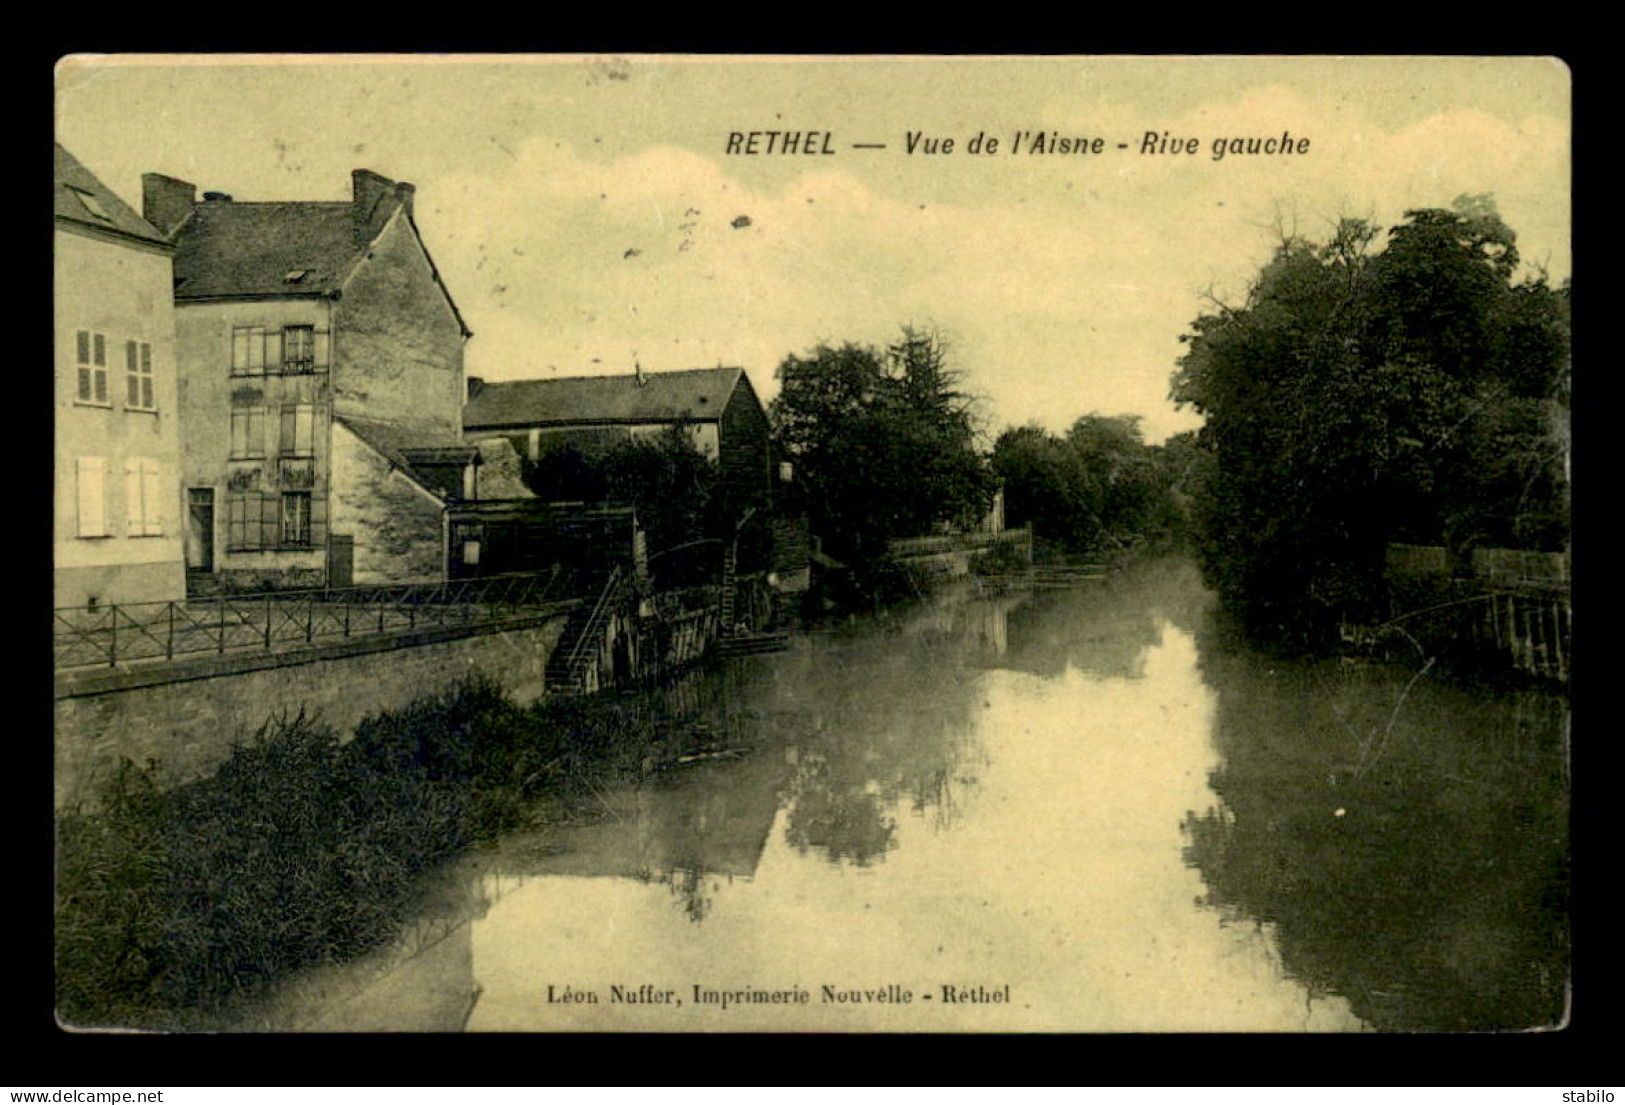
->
[[55, 676, 690, 1031]]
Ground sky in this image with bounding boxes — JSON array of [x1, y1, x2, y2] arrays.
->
[[55, 55, 1571, 444]]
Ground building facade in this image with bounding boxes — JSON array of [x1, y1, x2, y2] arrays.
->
[[54, 145, 186, 609], [462, 366, 775, 512], [142, 169, 475, 590]]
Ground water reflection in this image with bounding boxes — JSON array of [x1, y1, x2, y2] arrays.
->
[[1182, 615, 1570, 1031], [239, 557, 1566, 1033]]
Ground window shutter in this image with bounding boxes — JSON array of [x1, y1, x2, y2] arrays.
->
[[141, 460, 163, 535], [77, 457, 106, 537], [125, 459, 142, 534], [127, 340, 141, 406], [228, 493, 254, 550], [309, 494, 328, 545], [262, 492, 280, 548], [314, 330, 329, 370]]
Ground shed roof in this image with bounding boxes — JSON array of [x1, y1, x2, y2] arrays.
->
[[335, 413, 473, 498], [464, 367, 745, 429], [54, 145, 171, 249]]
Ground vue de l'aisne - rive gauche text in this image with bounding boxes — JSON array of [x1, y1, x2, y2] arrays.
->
[[725, 130, 1311, 160]]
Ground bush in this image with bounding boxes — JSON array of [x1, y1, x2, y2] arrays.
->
[[54, 674, 671, 1029]]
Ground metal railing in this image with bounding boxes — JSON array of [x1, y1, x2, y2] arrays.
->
[[547, 566, 627, 691], [53, 568, 577, 671], [887, 527, 1033, 558]]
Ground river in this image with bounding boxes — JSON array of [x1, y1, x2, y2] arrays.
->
[[243, 557, 1569, 1033]]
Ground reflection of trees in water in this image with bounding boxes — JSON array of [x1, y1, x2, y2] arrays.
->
[[784, 748, 897, 865], [665, 867, 714, 924], [774, 598, 998, 867], [998, 558, 1203, 680], [1183, 611, 1569, 1031], [777, 558, 1206, 866]]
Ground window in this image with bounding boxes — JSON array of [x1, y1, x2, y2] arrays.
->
[[68, 186, 112, 223], [228, 492, 326, 551], [281, 492, 312, 547], [278, 404, 316, 457], [227, 493, 277, 551], [231, 325, 327, 375], [230, 407, 267, 458], [75, 457, 108, 537], [75, 330, 108, 405], [124, 458, 164, 536], [125, 341, 155, 411], [231, 327, 275, 376], [282, 326, 314, 373]]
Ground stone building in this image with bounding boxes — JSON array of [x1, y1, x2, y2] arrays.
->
[[141, 168, 478, 590], [463, 366, 774, 514], [464, 366, 809, 595], [54, 145, 186, 609]]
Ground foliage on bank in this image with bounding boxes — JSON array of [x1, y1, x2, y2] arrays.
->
[[55, 679, 682, 1030], [1169, 196, 1570, 650], [771, 328, 995, 565], [990, 415, 1201, 557], [523, 425, 725, 587]]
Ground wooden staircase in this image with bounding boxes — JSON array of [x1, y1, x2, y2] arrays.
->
[[718, 543, 738, 635], [544, 566, 626, 694]]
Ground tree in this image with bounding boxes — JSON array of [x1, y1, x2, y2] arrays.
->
[[991, 414, 1184, 555], [524, 426, 719, 586], [990, 424, 1093, 550], [771, 329, 994, 562], [1171, 197, 1569, 648]]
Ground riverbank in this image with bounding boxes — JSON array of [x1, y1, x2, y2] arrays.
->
[[56, 553, 1568, 1032], [54, 675, 728, 1031]]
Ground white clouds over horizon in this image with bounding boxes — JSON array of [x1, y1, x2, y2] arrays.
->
[[58, 56, 1570, 445]]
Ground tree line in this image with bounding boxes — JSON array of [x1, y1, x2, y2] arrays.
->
[[1170, 195, 1570, 648], [517, 193, 1569, 648], [520, 327, 1198, 584]]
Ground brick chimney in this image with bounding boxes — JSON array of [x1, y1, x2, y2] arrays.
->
[[141, 173, 196, 236]]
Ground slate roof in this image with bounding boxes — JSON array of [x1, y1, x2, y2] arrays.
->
[[54, 145, 171, 249], [160, 173, 472, 337], [335, 413, 474, 497], [171, 201, 364, 299], [463, 367, 745, 429]]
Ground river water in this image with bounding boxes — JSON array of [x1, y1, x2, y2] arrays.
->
[[246, 557, 1569, 1033]]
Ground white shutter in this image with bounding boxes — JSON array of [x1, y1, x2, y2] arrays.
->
[[77, 457, 106, 537], [125, 459, 142, 535], [141, 460, 163, 535]]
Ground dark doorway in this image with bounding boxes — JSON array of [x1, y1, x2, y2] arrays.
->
[[186, 488, 214, 571], [328, 534, 355, 588]]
